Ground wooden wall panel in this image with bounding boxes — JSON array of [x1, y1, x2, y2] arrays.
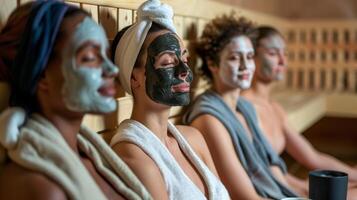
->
[[82, 4, 99, 23], [65, 1, 80, 7], [173, 15, 184, 38], [118, 8, 133, 31], [99, 6, 118, 40], [20, 0, 33, 4], [0, 0, 17, 29]]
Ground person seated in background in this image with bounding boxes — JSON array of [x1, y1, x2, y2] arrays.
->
[[0, 1, 151, 199], [242, 25, 357, 198], [109, 0, 229, 199], [183, 13, 301, 199]]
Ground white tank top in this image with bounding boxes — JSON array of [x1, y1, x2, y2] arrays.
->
[[110, 119, 229, 200]]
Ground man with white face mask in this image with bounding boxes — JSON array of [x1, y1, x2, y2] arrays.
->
[[242, 26, 357, 198], [183, 14, 300, 199]]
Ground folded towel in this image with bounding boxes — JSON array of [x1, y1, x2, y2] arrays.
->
[[0, 107, 152, 200]]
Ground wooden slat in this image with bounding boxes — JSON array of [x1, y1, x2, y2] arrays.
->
[[173, 15, 184, 39], [183, 17, 197, 40], [133, 10, 137, 23], [20, 0, 33, 4], [303, 67, 310, 90], [313, 67, 320, 90], [197, 18, 207, 37], [347, 68, 356, 92], [82, 115, 105, 132], [99, 6, 118, 40], [0, 0, 17, 29], [117, 96, 133, 123], [65, 1, 81, 7], [118, 8, 133, 31], [82, 4, 99, 23]]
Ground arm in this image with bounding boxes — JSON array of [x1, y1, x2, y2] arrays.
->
[[0, 162, 67, 200], [269, 165, 308, 197], [112, 142, 168, 200], [191, 114, 267, 200], [275, 103, 357, 182], [285, 173, 308, 197], [177, 125, 220, 177]]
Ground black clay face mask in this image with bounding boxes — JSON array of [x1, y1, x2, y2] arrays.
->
[[145, 32, 193, 106]]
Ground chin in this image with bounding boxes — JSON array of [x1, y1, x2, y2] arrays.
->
[[157, 93, 190, 106], [239, 80, 252, 90], [274, 75, 285, 81]]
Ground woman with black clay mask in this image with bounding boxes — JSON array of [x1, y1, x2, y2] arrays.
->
[[110, 1, 229, 200]]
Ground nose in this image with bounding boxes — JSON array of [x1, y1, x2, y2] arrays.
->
[[176, 61, 190, 80], [179, 71, 189, 80], [240, 57, 248, 71], [103, 59, 119, 77], [278, 52, 287, 66]]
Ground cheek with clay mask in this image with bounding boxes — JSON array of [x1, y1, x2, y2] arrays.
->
[[145, 32, 193, 106], [61, 17, 119, 113], [218, 36, 255, 90], [259, 35, 286, 81]]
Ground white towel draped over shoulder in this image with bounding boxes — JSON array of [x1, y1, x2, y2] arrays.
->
[[114, 0, 177, 95], [0, 107, 152, 200], [110, 119, 230, 200]]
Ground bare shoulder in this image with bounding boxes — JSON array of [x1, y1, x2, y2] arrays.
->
[[189, 114, 234, 151], [176, 125, 207, 157], [111, 142, 167, 199], [176, 125, 204, 145], [191, 113, 228, 136], [270, 100, 287, 117], [178, 114, 227, 148], [0, 161, 67, 200], [112, 142, 159, 174]]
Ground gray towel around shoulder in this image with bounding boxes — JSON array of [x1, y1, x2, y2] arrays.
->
[[182, 90, 298, 199]]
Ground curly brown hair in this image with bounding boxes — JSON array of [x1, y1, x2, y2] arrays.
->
[[195, 13, 256, 80]]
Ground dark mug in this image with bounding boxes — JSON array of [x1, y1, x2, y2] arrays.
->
[[309, 170, 348, 200]]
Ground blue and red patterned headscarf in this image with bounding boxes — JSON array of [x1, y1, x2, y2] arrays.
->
[[0, 0, 76, 113]]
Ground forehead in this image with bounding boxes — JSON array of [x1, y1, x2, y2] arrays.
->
[[58, 15, 107, 51], [57, 14, 86, 45], [259, 34, 285, 49], [222, 35, 254, 53], [144, 30, 184, 54]]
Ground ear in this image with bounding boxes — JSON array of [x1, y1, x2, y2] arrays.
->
[[130, 68, 142, 90], [37, 72, 50, 92], [207, 59, 219, 73]]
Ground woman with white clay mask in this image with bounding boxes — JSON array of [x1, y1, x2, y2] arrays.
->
[[110, 1, 229, 199], [242, 26, 357, 200], [183, 14, 299, 199], [0, 1, 150, 200]]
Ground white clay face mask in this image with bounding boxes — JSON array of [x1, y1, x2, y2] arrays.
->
[[61, 17, 119, 113], [218, 36, 255, 89], [259, 34, 286, 81]]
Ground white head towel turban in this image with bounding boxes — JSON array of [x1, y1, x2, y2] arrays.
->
[[114, 0, 177, 95]]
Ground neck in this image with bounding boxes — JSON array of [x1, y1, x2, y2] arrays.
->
[[41, 110, 83, 154], [131, 101, 171, 143], [251, 77, 273, 101], [212, 81, 241, 111]]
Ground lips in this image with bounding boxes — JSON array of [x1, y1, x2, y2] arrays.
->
[[171, 82, 190, 93], [98, 82, 116, 97], [238, 73, 250, 80], [274, 66, 285, 73]]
